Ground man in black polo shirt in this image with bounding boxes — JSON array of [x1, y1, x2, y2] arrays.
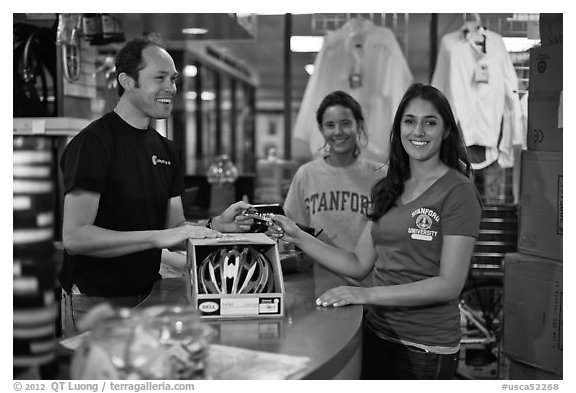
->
[[60, 35, 253, 336]]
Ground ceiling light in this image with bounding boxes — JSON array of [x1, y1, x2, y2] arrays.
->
[[507, 13, 540, 22], [182, 27, 208, 35], [183, 65, 198, 77], [184, 91, 216, 101], [502, 37, 540, 52], [201, 91, 215, 101], [304, 64, 315, 75], [253, 12, 310, 15], [291, 36, 324, 52]]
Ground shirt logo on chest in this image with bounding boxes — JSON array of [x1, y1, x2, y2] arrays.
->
[[408, 207, 439, 241], [151, 155, 172, 166]]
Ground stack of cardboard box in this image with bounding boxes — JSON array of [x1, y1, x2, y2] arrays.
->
[[503, 13, 563, 380]]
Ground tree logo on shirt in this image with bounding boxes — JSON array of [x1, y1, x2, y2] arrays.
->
[[416, 214, 432, 230], [151, 155, 172, 166], [408, 207, 439, 242]]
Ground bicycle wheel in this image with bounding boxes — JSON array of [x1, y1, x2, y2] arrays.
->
[[456, 281, 504, 379]]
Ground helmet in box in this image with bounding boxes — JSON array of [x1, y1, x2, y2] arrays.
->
[[198, 246, 274, 294]]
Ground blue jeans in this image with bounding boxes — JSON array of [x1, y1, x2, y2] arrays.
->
[[361, 323, 459, 380]]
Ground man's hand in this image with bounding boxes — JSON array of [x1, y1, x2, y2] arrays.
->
[[157, 225, 222, 251], [211, 201, 254, 233]]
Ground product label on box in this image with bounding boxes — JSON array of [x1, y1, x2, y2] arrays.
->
[[221, 297, 259, 316], [198, 299, 221, 315], [258, 298, 281, 314]]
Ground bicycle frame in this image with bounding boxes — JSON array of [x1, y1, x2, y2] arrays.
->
[[459, 300, 496, 345]]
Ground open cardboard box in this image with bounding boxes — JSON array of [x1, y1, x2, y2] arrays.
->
[[185, 233, 285, 319]]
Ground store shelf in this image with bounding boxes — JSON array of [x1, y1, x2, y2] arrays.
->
[[13, 117, 90, 137]]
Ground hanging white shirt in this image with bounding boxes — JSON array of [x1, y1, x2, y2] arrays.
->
[[432, 28, 524, 169], [293, 19, 413, 164]]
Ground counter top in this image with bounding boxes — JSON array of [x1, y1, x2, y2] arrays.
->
[[144, 251, 364, 379]]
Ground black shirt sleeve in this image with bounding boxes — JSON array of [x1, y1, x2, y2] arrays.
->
[[60, 126, 111, 195]]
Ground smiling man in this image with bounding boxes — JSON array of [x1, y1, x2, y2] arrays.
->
[[59, 35, 253, 336]]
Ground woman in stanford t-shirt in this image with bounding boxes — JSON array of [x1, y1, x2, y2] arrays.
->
[[273, 84, 482, 379], [283, 91, 385, 286]]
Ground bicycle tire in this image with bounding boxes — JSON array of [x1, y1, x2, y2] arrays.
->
[[456, 281, 504, 380]]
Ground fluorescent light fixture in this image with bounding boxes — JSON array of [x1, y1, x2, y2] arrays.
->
[[183, 65, 198, 77], [304, 64, 315, 75], [184, 91, 216, 101], [201, 91, 216, 101], [182, 27, 208, 35], [502, 37, 540, 52], [507, 13, 540, 22], [291, 36, 324, 52], [253, 12, 311, 15]]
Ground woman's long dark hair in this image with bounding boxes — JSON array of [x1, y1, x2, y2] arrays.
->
[[368, 83, 473, 221]]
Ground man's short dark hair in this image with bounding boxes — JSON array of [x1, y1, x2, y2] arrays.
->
[[114, 34, 166, 97]]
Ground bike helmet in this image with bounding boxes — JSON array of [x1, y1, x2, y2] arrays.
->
[[197, 246, 275, 295]]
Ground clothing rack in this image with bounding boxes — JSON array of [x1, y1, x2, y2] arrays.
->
[[310, 13, 410, 55]]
